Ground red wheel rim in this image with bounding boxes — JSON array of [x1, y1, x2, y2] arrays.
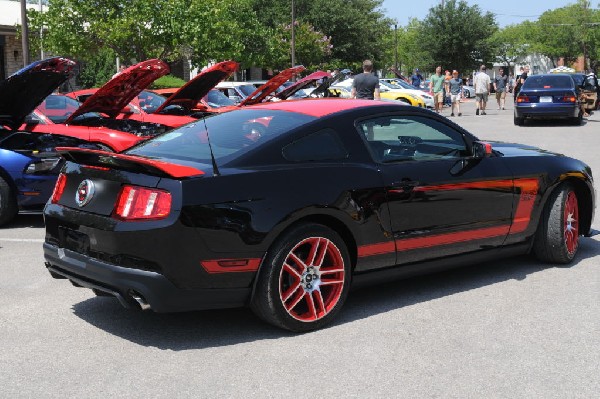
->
[[564, 191, 579, 256], [279, 237, 345, 322]]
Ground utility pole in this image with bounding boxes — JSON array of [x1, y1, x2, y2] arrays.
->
[[291, 0, 296, 68], [20, 0, 30, 66], [394, 24, 398, 72], [39, 0, 44, 59]]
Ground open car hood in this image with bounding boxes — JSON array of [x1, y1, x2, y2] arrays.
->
[[65, 59, 169, 123], [276, 71, 331, 100], [239, 66, 306, 106], [0, 57, 76, 130], [154, 61, 238, 113]]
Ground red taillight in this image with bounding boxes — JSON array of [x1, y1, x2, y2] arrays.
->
[[50, 173, 67, 204], [516, 95, 530, 103], [114, 185, 172, 220], [561, 95, 577, 103]]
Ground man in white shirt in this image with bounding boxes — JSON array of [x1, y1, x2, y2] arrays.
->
[[473, 65, 491, 115]]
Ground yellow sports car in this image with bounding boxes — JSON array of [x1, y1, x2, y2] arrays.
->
[[328, 86, 426, 107]]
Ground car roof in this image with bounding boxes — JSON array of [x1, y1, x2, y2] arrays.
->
[[248, 98, 396, 117]]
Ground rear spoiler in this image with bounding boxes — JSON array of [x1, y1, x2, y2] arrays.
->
[[56, 147, 205, 178]]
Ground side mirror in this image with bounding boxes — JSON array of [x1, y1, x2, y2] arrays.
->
[[472, 141, 492, 158]]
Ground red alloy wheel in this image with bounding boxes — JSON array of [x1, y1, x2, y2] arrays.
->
[[564, 191, 579, 256], [278, 237, 345, 322]]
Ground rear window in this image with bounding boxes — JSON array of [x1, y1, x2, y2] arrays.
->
[[126, 109, 315, 165], [524, 75, 574, 89]]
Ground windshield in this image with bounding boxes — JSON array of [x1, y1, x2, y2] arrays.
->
[[36, 94, 100, 123], [137, 90, 167, 113], [523, 75, 574, 89], [126, 109, 316, 166], [237, 84, 258, 97], [205, 89, 236, 107]]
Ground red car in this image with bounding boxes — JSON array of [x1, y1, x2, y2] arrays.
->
[[65, 60, 240, 127]]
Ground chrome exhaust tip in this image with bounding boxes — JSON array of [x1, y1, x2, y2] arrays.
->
[[129, 291, 151, 311]]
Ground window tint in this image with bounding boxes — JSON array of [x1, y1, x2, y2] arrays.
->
[[137, 91, 166, 113], [126, 109, 316, 166], [357, 115, 467, 163], [283, 129, 348, 162], [524, 75, 574, 89]]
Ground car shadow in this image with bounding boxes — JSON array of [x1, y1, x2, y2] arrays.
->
[[521, 118, 588, 127], [0, 213, 45, 229], [71, 236, 600, 350]]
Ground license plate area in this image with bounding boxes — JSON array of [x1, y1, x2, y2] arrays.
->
[[58, 226, 90, 254], [540, 96, 553, 103]]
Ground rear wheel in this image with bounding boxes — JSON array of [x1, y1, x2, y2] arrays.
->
[[0, 176, 18, 226], [514, 114, 524, 126], [533, 183, 580, 264], [251, 223, 351, 332]]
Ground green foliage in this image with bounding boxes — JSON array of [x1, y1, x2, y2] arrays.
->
[[417, 0, 497, 74], [487, 22, 536, 73], [150, 75, 187, 89], [266, 21, 332, 70], [77, 48, 118, 88], [529, 1, 600, 70]]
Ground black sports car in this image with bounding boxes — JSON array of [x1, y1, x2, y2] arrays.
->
[[44, 99, 595, 331]]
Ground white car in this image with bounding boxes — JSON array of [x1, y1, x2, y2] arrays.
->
[[379, 79, 435, 108], [214, 81, 260, 104]]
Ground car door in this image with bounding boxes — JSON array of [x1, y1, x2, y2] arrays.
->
[[357, 113, 515, 265]]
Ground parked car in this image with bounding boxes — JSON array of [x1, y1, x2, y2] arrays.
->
[[570, 73, 599, 112], [0, 57, 102, 225], [44, 99, 594, 331], [514, 74, 583, 125], [329, 79, 425, 107], [380, 78, 435, 107], [462, 85, 475, 98]]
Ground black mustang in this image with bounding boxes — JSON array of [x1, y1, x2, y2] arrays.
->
[[44, 99, 595, 331]]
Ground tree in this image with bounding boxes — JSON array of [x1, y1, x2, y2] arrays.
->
[[487, 22, 536, 75], [250, 0, 393, 70], [266, 21, 332, 70], [27, 0, 269, 69], [417, 0, 497, 73], [531, 0, 600, 70]]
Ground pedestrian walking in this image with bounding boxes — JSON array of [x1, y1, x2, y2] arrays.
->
[[351, 60, 380, 100], [513, 66, 529, 100], [429, 66, 445, 113], [410, 68, 424, 88], [445, 70, 463, 117], [443, 70, 452, 107], [473, 65, 491, 115], [494, 67, 509, 110]]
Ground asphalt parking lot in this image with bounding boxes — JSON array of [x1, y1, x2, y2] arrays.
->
[[1, 98, 599, 398]]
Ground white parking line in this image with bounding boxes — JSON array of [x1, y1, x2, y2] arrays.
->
[[0, 238, 45, 243]]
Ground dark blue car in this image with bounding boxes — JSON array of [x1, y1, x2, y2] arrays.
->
[[514, 74, 582, 126], [0, 58, 96, 226]]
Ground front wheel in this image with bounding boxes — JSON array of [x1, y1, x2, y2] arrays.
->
[[533, 183, 580, 264], [251, 223, 351, 332]]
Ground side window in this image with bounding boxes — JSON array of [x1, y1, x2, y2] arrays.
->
[[282, 128, 348, 162], [357, 115, 467, 163]]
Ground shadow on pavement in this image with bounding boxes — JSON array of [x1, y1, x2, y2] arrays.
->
[[71, 236, 600, 350], [0, 213, 45, 229]]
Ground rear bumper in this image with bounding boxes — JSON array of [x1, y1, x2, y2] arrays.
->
[[515, 103, 579, 118], [44, 243, 250, 312]]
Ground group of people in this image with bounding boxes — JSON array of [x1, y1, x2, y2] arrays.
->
[[416, 64, 529, 116], [348, 59, 532, 118]]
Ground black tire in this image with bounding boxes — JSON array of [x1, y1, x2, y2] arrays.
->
[[514, 114, 524, 126], [533, 183, 580, 264], [571, 111, 583, 126], [0, 176, 18, 226], [251, 223, 351, 332]]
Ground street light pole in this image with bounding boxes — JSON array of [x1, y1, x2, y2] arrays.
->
[[20, 0, 30, 66], [291, 0, 296, 68], [394, 24, 398, 72]]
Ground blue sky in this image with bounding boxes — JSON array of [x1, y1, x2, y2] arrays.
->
[[381, 0, 590, 27]]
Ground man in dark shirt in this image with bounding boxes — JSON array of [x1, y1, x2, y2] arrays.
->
[[411, 68, 423, 88], [351, 60, 380, 100]]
